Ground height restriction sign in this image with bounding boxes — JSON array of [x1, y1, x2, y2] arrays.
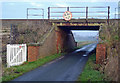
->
[[63, 11, 72, 21]]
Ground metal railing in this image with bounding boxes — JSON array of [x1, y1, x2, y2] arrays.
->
[[48, 6, 110, 23], [114, 7, 120, 19], [27, 8, 44, 19]]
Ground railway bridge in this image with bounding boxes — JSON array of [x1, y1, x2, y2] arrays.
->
[[2, 6, 119, 59], [46, 6, 111, 52]]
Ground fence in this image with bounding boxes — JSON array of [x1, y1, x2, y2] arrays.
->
[[27, 8, 44, 19], [48, 6, 110, 23], [7, 44, 27, 67]]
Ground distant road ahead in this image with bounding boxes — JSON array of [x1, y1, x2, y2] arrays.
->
[[12, 43, 97, 81]]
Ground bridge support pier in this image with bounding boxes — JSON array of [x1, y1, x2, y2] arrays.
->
[[55, 27, 76, 53]]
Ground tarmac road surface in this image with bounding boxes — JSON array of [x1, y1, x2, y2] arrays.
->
[[12, 43, 97, 81]]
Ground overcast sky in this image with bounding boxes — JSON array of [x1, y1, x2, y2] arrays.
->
[[72, 30, 99, 37], [1, 1, 120, 19]]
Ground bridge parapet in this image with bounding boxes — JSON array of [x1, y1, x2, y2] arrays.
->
[[48, 6, 110, 24], [50, 19, 107, 26]]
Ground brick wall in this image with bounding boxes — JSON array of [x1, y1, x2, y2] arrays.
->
[[28, 46, 39, 62], [96, 44, 106, 64], [56, 27, 76, 53]]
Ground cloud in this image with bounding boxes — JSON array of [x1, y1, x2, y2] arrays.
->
[[30, 2, 42, 7], [55, 3, 68, 7], [1, 0, 120, 2], [8, 2, 15, 5], [90, 0, 97, 2]]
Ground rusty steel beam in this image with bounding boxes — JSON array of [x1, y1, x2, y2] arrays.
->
[[50, 7, 67, 8], [86, 7, 88, 23], [27, 8, 28, 19], [50, 16, 63, 17], [108, 6, 110, 24], [65, 11, 85, 13], [27, 8, 44, 10], [88, 11, 108, 13], [50, 12, 65, 13], [55, 22, 105, 26], [48, 7, 50, 19], [67, 7, 69, 11], [89, 6, 108, 8], [50, 11, 108, 14], [69, 7, 86, 8]]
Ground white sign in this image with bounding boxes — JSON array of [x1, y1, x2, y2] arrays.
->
[[63, 11, 72, 21]]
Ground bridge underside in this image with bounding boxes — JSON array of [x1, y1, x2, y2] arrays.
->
[[59, 26, 100, 30], [53, 19, 103, 52], [55, 24, 100, 53]]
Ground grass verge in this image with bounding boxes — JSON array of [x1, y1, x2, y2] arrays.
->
[[77, 54, 105, 82], [2, 53, 64, 81]]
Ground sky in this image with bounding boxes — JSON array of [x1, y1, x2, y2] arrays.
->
[[1, 1, 120, 19], [72, 30, 99, 37], [0, 0, 120, 42], [72, 30, 99, 42], [72, 32, 99, 42]]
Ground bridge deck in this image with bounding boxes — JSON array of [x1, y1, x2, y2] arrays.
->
[[50, 19, 119, 26], [50, 19, 108, 26], [1, 19, 119, 26]]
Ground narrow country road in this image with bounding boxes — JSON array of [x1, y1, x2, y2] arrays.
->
[[12, 43, 97, 81]]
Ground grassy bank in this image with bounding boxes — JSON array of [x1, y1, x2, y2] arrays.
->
[[77, 54, 105, 81], [2, 53, 64, 81], [99, 22, 119, 81]]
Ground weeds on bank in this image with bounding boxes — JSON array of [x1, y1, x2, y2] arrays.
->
[[77, 54, 105, 82]]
